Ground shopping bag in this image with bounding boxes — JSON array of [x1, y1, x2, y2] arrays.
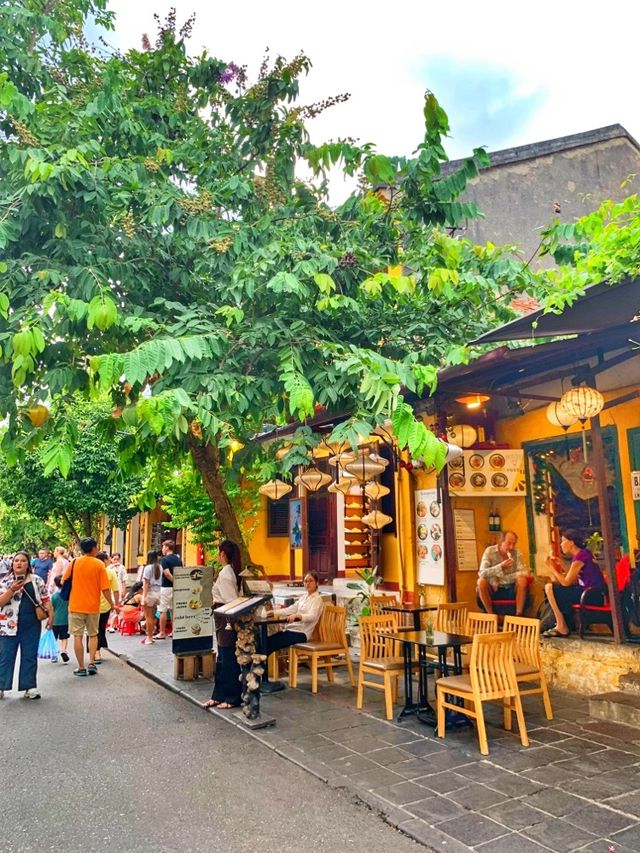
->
[[38, 628, 59, 660]]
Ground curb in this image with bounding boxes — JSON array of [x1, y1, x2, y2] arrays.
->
[[108, 648, 444, 851]]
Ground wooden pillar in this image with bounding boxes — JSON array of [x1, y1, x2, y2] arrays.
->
[[440, 468, 458, 603], [590, 413, 625, 643]]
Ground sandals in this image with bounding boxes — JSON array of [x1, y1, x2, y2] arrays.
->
[[87, 664, 98, 675], [203, 699, 220, 709], [23, 690, 40, 700], [217, 702, 240, 710], [543, 627, 570, 638], [73, 668, 88, 677]]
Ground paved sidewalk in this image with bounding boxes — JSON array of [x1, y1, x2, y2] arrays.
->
[[108, 632, 640, 853]]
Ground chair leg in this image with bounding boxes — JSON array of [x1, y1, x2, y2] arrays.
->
[[513, 692, 530, 748], [391, 675, 398, 703], [356, 667, 364, 710], [311, 655, 318, 694], [540, 672, 554, 720], [503, 695, 513, 732], [475, 701, 489, 755], [326, 662, 334, 682], [436, 686, 446, 739], [289, 648, 298, 688], [345, 649, 356, 687], [383, 672, 393, 720]]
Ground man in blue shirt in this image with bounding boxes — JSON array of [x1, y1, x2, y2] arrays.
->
[[32, 549, 53, 585]]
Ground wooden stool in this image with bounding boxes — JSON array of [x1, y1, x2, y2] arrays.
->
[[174, 651, 216, 681]]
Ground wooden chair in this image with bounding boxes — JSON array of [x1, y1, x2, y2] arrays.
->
[[356, 614, 404, 720], [289, 604, 355, 694], [503, 615, 553, 720], [435, 602, 469, 634], [370, 594, 397, 614], [466, 612, 499, 635], [436, 631, 529, 755]]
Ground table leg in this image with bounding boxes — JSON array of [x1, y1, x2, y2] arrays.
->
[[396, 640, 419, 721], [416, 646, 436, 724]]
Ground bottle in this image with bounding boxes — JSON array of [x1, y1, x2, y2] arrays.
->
[[489, 509, 495, 532], [494, 508, 501, 532]]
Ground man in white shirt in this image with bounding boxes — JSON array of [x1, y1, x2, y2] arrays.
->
[[477, 530, 530, 616]]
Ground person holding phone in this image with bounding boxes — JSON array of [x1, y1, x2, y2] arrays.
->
[[0, 550, 52, 699]]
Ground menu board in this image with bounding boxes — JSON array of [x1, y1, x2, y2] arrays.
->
[[448, 449, 526, 497], [454, 509, 478, 572], [172, 565, 214, 655], [415, 488, 445, 586]]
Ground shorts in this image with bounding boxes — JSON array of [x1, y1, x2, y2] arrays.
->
[[158, 587, 173, 614], [52, 624, 69, 640], [144, 591, 160, 610], [69, 612, 99, 637], [488, 583, 516, 600]]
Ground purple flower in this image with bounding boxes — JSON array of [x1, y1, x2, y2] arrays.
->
[[219, 63, 239, 84]]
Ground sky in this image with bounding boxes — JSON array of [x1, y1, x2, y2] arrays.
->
[[105, 1, 639, 183]]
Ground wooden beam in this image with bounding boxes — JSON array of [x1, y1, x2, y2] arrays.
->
[[603, 390, 640, 411]]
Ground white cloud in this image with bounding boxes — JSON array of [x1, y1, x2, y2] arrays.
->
[[107, 0, 640, 162]]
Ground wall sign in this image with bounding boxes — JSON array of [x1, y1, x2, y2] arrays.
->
[[632, 471, 640, 500], [415, 488, 445, 586], [448, 449, 526, 497], [453, 509, 478, 572]]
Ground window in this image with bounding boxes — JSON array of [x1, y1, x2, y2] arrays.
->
[[268, 497, 290, 537]]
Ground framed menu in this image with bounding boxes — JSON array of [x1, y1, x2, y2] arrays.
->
[[448, 449, 525, 497], [454, 509, 478, 572], [415, 488, 445, 586]]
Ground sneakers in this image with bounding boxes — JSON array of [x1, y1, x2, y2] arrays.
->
[[51, 657, 58, 663], [23, 690, 41, 700], [107, 628, 116, 633], [60, 652, 69, 663]]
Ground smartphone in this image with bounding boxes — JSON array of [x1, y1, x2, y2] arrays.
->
[[15, 575, 25, 582]]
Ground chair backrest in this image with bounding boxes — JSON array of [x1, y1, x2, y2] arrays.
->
[[502, 615, 541, 669], [466, 612, 499, 635], [359, 614, 397, 660], [469, 631, 518, 700], [370, 594, 397, 615], [435, 602, 469, 634], [319, 604, 347, 646]]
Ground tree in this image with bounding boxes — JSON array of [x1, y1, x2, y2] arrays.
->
[[0, 501, 69, 553], [0, 3, 560, 563], [0, 398, 142, 543]]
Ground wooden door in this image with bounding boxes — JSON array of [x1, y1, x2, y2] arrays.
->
[[307, 491, 337, 581], [628, 427, 640, 550]]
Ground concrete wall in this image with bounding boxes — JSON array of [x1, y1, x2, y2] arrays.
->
[[455, 133, 640, 268]]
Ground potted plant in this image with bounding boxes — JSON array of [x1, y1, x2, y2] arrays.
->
[[346, 566, 382, 653]]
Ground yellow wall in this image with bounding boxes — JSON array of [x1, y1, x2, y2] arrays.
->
[[248, 496, 291, 576]]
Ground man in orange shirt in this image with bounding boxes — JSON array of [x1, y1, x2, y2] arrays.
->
[[62, 537, 114, 677]]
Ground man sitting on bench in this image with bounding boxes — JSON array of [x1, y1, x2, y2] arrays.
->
[[477, 530, 529, 617]]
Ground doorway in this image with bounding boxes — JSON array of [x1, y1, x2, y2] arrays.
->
[[307, 491, 337, 581]]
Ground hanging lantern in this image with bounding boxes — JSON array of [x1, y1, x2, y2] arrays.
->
[[361, 508, 393, 530], [328, 451, 356, 467], [448, 424, 477, 448], [258, 479, 293, 500], [294, 466, 332, 492], [546, 401, 578, 430], [455, 394, 490, 410], [344, 451, 386, 483], [364, 481, 390, 501], [275, 444, 292, 461], [561, 386, 604, 422]]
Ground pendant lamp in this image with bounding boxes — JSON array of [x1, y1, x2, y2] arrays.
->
[[294, 465, 332, 492], [560, 386, 604, 422], [444, 442, 464, 465], [546, 401, 578, 429], [344, 451, 387, 483], [328, 451, 356, 467], [364, 481, 390, 501], [361, 508, 393, 530], [258, 479, 293, 500]]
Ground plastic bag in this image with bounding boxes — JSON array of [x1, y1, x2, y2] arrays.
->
[[38, 628, 59, 660]]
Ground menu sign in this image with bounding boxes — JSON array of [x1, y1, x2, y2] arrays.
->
[[448, 449, 526, 497], [415, 488, 445, 586], [453, 509, 478, 572], [172, 565, 214, 655]]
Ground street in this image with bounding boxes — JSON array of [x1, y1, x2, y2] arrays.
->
[[4, 654, 421, 853]]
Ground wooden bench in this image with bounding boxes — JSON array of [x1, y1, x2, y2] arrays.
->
[[174, 651, 216, 681]]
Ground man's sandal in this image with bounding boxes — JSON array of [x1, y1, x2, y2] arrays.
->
[[73, 668, 88, 677]]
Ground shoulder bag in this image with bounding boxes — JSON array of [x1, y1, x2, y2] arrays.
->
[[23, 578, 49, 622]]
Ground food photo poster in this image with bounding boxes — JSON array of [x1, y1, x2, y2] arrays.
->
[[415, 488, 445, 585]]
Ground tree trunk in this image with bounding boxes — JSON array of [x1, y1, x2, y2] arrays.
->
[[82, 511, 93, 538], [187, 435, 252, 567], [61, 510, 82, 546]]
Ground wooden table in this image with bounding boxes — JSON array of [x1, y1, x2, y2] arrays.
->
[[380, 604, 437, 631], [381, 629, 471, 726]]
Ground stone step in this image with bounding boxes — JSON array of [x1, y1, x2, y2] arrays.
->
[[589, 691, 640, 726], [619, 672, 640, 694]]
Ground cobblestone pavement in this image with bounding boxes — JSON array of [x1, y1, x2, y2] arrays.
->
[[109, 632, 640, 853]]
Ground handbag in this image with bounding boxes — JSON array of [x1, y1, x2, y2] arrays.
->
[[59, 559, 75, 602], [23, 579, 49, 622]]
